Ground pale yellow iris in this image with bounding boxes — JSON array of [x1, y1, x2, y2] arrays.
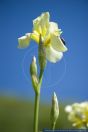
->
[[18, 12, 68, 63]]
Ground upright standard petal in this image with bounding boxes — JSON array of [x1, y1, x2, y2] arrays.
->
[[49, 22, 62, 36], [45, 46, 63, 63], [40, 12, 50, 28], [18, 33, 31, 48], [51, 34, 68, 52]]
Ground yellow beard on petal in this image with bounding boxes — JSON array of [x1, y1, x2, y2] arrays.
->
[[43, 34, 51, 46], [44, 39, 51, 47], [31, 33, 40, 44]]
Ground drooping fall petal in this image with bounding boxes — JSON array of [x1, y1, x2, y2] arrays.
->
[[45, 45, 63, 63], [51, 34, 68, 52], [18, 33, 31, 48]]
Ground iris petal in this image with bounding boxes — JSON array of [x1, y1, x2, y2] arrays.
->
[[45, 46, 63, 63], [33, 12, 50, 35], [31, 32, 40, 44], [18, 33, 31, 48], [51, 34, 68, 52], [49, 22, 61, 36]]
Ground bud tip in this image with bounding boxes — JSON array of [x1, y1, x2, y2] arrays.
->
[[53, 92, 56, 98], [33, 56, 36, 63]]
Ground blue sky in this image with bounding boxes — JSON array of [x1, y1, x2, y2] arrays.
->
[[0, 0, 88, 102]]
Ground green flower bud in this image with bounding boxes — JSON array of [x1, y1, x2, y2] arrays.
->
[[30, 56, 37, 76], [30, 56, 40, 94], [38, 35, 47, 73], [50, 92, 59, 130], [31, 75, 39, 93]]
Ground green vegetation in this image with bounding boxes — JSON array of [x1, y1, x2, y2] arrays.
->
[[0, 97, 72, 132]]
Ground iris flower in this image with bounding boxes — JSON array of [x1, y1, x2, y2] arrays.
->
[[18, 12, 68, 63]]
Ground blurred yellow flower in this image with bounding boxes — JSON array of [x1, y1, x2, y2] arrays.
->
[[65, 102, 88, 129], [18, 12, 68, 63]]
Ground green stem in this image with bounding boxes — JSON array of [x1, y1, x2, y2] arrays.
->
[[33, 92, 40, 132], [52, 122, 56, 131], [33, 35, 46, 132], [33, 75, 43, 132]]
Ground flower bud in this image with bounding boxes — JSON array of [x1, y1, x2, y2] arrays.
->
[[38, 35, 47, 73], [31, 75, 39, 93], [50, 92, 59, 129], [30, 56, 37, 77]]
